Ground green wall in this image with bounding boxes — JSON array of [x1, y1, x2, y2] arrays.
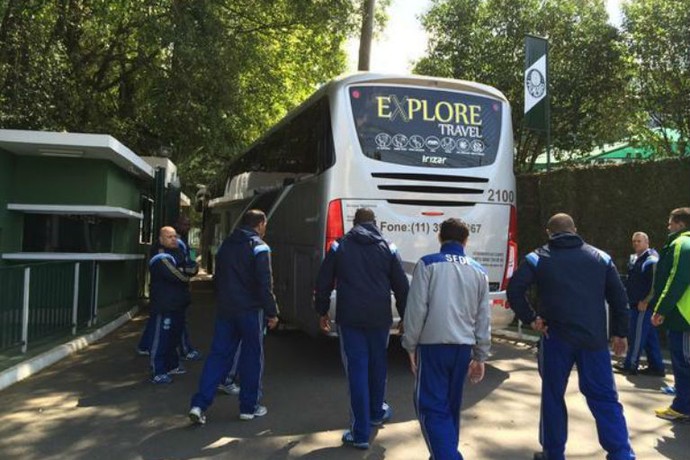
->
[[6, 156, 149, 256], [97, 259, 144, 309], [106, 166, 142, 209], [13, 157, 108, 205], [0, 150, 21, 262], [107, 167, 146, 253]]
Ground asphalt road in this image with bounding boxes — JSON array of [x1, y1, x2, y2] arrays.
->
[[0, 284, 687, 460]]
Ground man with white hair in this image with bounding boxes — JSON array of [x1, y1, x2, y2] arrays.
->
[[614, 231, 664, 376]]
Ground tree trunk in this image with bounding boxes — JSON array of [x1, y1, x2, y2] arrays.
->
[[357, 0, 375, 71]]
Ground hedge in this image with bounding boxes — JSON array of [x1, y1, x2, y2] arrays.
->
[[516, 158, 690, 271]]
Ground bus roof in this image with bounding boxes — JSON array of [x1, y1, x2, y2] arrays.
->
[[224, 73, 510, 181]]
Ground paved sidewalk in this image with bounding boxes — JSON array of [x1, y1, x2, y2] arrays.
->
[[0, 283, 687, 459]]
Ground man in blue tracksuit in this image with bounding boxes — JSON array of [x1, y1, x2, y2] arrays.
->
[[402, 218, 490, 460], [175, 216, 202, 360], [615, 231, 664, 376], [315, 208, 409, 449], [188, 209, 279, 424], [137, 216, 200, 360], [507, 213, 635, 460], [149, 226, 191, 384]]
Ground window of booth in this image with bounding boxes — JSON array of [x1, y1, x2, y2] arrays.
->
[[22, 214, 113, 253]]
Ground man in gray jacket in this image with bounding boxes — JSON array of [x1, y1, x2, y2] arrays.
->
[[402, 218, 490, 460]]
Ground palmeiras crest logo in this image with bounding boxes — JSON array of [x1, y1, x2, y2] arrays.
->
[[526, 68, 545, 98]]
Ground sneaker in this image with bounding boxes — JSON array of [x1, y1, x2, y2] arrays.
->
[[660, 386, 677, 395], [341, 430, 369, 450], [639, 366, 666, 377], [151, 374, 173, 384], [136, 348, 150, 356], [189, 406, 206, 425], [217, 382, 240, 395], [167, 366, 187, 375], [239, 405, 268, 420], [613, 363, 637, 375], [183, 350, 203, 361], [371, 401, 393, 426], [655, 406, 690, 422]]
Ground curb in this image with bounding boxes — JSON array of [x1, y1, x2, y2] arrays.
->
[[493, 329, 539, 343], [492, 329, 673, 366], [0, 305, 139, 392]]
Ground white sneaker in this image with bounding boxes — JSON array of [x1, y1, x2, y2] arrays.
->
[[189, 406, 206, 425], [239, 405, 267, 420], [217, 382, 240, 395]]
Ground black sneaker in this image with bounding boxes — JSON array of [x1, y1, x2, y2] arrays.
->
[[639, 366, 666, 377], [341, 430, 369, 449], [613, 363, 637, 375]]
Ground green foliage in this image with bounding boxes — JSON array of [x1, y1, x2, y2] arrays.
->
[[623, 0, 690, 158], [415, 0, 634, 171], [517, 158, 690, 270], [0, 0, 358, 191]]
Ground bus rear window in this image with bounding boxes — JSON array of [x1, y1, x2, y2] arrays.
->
[[349, 85, 503, 168]]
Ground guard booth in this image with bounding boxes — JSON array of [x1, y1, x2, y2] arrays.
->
[[0, 129, 180, 356]]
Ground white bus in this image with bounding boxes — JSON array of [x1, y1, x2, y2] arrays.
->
[[205, 73, 517, 336]]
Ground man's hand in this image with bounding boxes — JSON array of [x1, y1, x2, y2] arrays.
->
[[611, 336, 627, 356], [266, 316, 279, 330], [408, 351, 417, 377], [468, 360, 485, 384], [319, 314, 331, 333], [531, 316, 549, 337], [397, 320, 404, 335], [637, 300, 649, 312], [651, 313, 665, 327]]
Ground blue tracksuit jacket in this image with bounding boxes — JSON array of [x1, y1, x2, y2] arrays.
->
[[315, 222, 409, 328], [625, 248, 658, 306], [214, 226, 278, 319], [507, 232, 629, 350], [149, 250, 190, 313]]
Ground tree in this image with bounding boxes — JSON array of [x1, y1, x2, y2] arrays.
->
[[0, 0, 359, 191], [623, 0, 690, 157], [415, 0, 634, 171]]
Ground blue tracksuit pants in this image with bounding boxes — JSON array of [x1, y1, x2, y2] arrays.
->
[[139, 307, 195, 354], [668, 331, 690, 415], [149, 310, 184, 376], [338, 325, 390, 444], [538, 333, 635, 460], [623, 308, 664, 371], [414, 344, 472, 460], [224, 342, 242, 383], [191, 310, 264, 414], [138, 313, 156, 351]]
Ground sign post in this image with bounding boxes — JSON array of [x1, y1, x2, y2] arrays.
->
[[524, 35, 550, 170]]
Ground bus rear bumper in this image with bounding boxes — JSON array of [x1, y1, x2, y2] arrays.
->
[[325, 290, 515, 336]]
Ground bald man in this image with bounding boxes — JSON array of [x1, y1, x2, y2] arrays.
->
[[614, 232, 664, 376], [507, 213, 635, 460], [149, 226, 191, 384]]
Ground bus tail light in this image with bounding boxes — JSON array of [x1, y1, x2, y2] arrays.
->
[[325, 199, 344, 254], [500, 205, 518, 295]]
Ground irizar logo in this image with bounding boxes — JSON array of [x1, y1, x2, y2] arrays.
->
[[422, 155, 447, 165]]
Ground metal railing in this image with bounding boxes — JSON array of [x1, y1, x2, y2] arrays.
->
[[0, 261, 97, 353]]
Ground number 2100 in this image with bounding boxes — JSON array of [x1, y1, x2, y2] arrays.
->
[[487, 189, 515, 203]]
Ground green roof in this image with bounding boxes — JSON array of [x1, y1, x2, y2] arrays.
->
[[534, 128, 688, 169]]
